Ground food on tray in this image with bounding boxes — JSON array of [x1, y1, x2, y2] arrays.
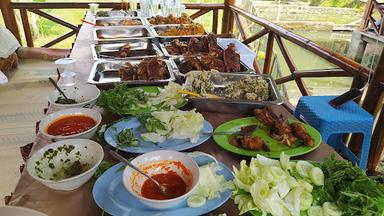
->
[[46, 114, 96, 136], [186, 70, 270, 101], [96, 82, 185, 115], [34, 144, 91, 180], [117, 43, 131, 57], [172, 38, 241, 73], [158, 23, 205, 36], [254, 107, 314, 147], [119, 19, 142, 26], [149, 13, 193, 25], [142, 172, 187, 199], [165, 33, 221, 56], [232, 152, 334, 215], [55, 96, 77, 104], [116, 128, 139, 148], [96, 11, 109, 17], [118, 57, 168, 81], [138, 109, 204, 143], [187, 162, 233, 208]]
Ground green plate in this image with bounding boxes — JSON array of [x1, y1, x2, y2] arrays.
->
[[123, 86, 187, 116], [213, 117, 321, 158]]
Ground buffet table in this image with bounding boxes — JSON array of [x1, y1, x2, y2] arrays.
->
[[7, 12, 341, 216]]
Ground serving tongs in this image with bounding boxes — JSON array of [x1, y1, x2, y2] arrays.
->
[[203, 125, 259, 136], [177, 89, 222, 99]]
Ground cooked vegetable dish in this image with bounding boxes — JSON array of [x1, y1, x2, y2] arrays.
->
[[158, 24, 205, 36], [149, 13, 193, 25]]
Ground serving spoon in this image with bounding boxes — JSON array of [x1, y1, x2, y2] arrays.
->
[[48, 77, 70, 100], [109, 150, 172, 198]]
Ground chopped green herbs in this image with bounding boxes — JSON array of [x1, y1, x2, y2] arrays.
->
[[55, 96, 77, 104], [116, 128, 139, 148]]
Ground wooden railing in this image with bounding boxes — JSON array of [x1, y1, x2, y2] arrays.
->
[[1, 0, 384, 172], [360, 0, 384, 35], [1, 1, 223, 47]]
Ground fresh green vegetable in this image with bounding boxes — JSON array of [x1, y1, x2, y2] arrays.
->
[[96, 82, 184, 116], [319, 157, 384, 216], [139, 109, 204, 143], [116, 128, 139, 147], [93, 161, 114, 181], [187, 195, 206, 208], [232, 152, 325, 216], [55, 96, 77, 104], [187, 162, 233, 208]]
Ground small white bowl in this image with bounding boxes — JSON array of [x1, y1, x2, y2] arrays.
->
[[48, 84, 100, 111], [26, 139, 104, 191], [123, 150, 200, 210], [39, 108, 102, 140]]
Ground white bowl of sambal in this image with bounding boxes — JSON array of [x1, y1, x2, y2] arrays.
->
[[123, 150, 200, 209], [39, 108, 102, 140]]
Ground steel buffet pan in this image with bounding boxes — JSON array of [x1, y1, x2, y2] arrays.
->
[[94, 17, 147, 27], [94, 10, 140, 19], [150, 24, 207, 42], [93, 26, 154, 43], [88, 59, 175, 85], [184, 73, 283, 114], [91, 39, 164, 60]]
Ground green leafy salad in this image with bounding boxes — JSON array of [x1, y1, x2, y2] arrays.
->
[[138, 109, 204, 143], [232, 153, 384, 216], [96, 82, 185, 116]]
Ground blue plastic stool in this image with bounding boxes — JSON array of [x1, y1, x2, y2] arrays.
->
[[294, 96, 373, 169]]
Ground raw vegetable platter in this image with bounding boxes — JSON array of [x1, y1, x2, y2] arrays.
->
[[104, 117, 213, 153], [213, 117, 321, 158], [92, 155, 234, 216], [232, 153, 384, 216]]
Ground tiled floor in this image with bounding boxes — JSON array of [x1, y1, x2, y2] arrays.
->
[[0, 60, 55, 206]]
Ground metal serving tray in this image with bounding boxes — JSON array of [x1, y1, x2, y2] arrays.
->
[[170, 56, 253, 76], [93, 26, 153, 43], [184, 73, 283, 114], [150, 25, 206, 42], [94, 17, 147, 27], [95, 10, 139, 19], [91, 39, 164, 60], [88, 59, 175, 85], [145, 17, 193, 26]]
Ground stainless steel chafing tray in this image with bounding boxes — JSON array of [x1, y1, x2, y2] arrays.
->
[[150, 24, 206, 42], [184, 72, 283, 114], [94, 17, 147, 27], [95, 10, 139, 19], [93, 26, 153, 42], [170, 56, 253, 76], [91, 39, 164, 60], [158, 38, 222, 58], [88, 59, 175, 85]]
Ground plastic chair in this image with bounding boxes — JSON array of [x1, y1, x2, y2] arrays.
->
[[294, 96, 373, 169]]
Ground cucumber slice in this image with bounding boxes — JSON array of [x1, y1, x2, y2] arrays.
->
[[297, 179, 313, 192], [310, 167, 325, 186], [187, 195, 206, 208], [300, 190, 313, 211], [322, 202, 342, 216], [308, 206, 324, 216], [296, 161, 314, 178]]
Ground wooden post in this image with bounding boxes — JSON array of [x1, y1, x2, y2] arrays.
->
[[20, 9, 33, 47], [360, 0, 373, 31], [0, 0, 21, 43], [221, 0, 235, 34], [263, 32, 274, 74]]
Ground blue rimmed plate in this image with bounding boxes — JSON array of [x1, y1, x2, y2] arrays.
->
[[104, 118, 213, 153], [92, 156, 233, 216]]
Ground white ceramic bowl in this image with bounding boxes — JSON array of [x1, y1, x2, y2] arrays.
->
[[123, 150, 200, 209], [39, 108, 102, 140], [48, 84, 100, 111], [27, 139, 104, 191]]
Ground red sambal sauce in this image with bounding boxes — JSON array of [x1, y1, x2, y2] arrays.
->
[[141, 171, 187, 200], [46, 115, 96, 136]]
